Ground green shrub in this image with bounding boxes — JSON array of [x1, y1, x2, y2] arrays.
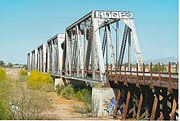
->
[[73, 104, 92, 115], [18, 69, 28, 77], [27, 70, 53, 90], [0, 68, 10, 119], [74, 89, 91, 103], [61, 85, 74, 100], [0, 102, 10, 120], [73, 89, 92, 115], [9, 83, 50, 120], [55, 84, 65, 95], [40, 83, 54, 92], [0, 67, 7, 82], [152, 64, 167, 72]]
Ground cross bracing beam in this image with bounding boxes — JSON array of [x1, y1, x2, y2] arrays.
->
[[64, 10, 143, 84]]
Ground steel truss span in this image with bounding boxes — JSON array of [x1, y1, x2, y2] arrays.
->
[[27, 10, 177, 88], [27, 10, 178, 120]]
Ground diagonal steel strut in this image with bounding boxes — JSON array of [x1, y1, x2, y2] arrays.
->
[[118, 25, 130, 66]]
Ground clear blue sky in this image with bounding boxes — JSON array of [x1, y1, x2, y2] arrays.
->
[[0, 0, 178, 64]]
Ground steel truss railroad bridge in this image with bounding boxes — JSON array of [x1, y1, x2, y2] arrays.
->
[[27, 10, 178, 120]]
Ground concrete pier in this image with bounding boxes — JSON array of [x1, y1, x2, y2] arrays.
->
[[92, 87, 118, 117]]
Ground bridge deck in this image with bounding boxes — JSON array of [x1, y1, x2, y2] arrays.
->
[[52, 69, 178, 90]]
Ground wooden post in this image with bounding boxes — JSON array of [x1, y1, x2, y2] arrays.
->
[[110, 64, 112, 80], [124, 64, 127, 86], [170, 98, 177, 120], [113, 89, 121, 118], [168, 62, 172, 92], [143, 63, 145, 85], [158, 62, 161, 86], [106, 63, 109, 82], [137, 93, 143, 119], [115, 64, 118, 84], [150, 95, 158, 120], [145, 108, 149, 119], [175, 62, 178, 73], [150, 62, 153, 89], [130, 64, 132, 83], [136, 63, 139, 87], [123, 90, 131, 119]]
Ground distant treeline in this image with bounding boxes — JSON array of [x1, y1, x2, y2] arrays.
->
[[0, 60, 27, 69]]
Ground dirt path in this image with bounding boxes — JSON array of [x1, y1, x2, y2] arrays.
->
[[44, 92, 86, 120], [44, 92, 112, 120]]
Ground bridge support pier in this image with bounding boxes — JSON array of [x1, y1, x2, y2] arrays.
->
[[92, 87, 119, 117], [54, 78, 65, 90]]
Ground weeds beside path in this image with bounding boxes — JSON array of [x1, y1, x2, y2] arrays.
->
[[4, 68, 102, 120]]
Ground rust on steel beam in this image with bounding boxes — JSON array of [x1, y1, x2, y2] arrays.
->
[[124, 64, 128, 86], [113, 89, 121, 118], [150, 94, 158, 120], [136, 93, 143, 119], [158, 62, 161, 86], [110, 64, 113, 80], [108, 73, 178, 89], [168, 62, 172, 92], [130, 64, 132, 83], [115, 64, 118, 84], [123, 90, 131, 119], [136, 63, 140, 88], [157, 112, 164, 120], [170, 98, 177, 120], [129, 105, 136, 118]]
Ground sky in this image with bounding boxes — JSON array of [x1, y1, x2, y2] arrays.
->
[[0, 0, 178, 64]]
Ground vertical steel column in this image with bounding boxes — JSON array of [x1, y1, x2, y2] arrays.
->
[[106, 27, 108, 81], [51, 40, 55, 74], [76, 27, 80, 77], [128, 30, 131, 71], [115, 21, 119, 83], [35, 49, 38, 70], [43, 44, 47, 72], [84, 21, 86, 77], [116, 21, 119, 67]]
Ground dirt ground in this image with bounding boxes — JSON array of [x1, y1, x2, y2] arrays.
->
[[44, 92, 90, 120], [5, 68, 113, 120]]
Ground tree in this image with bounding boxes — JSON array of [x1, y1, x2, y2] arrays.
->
[[23, 64, 27, 70], [171, 62, 177, 66], [0, 60, 5, 67], [152, 64, 167, 72], [7, 62, 13, 68]]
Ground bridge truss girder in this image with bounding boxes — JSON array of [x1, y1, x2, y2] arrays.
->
[[64, 10, 143, 84]]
